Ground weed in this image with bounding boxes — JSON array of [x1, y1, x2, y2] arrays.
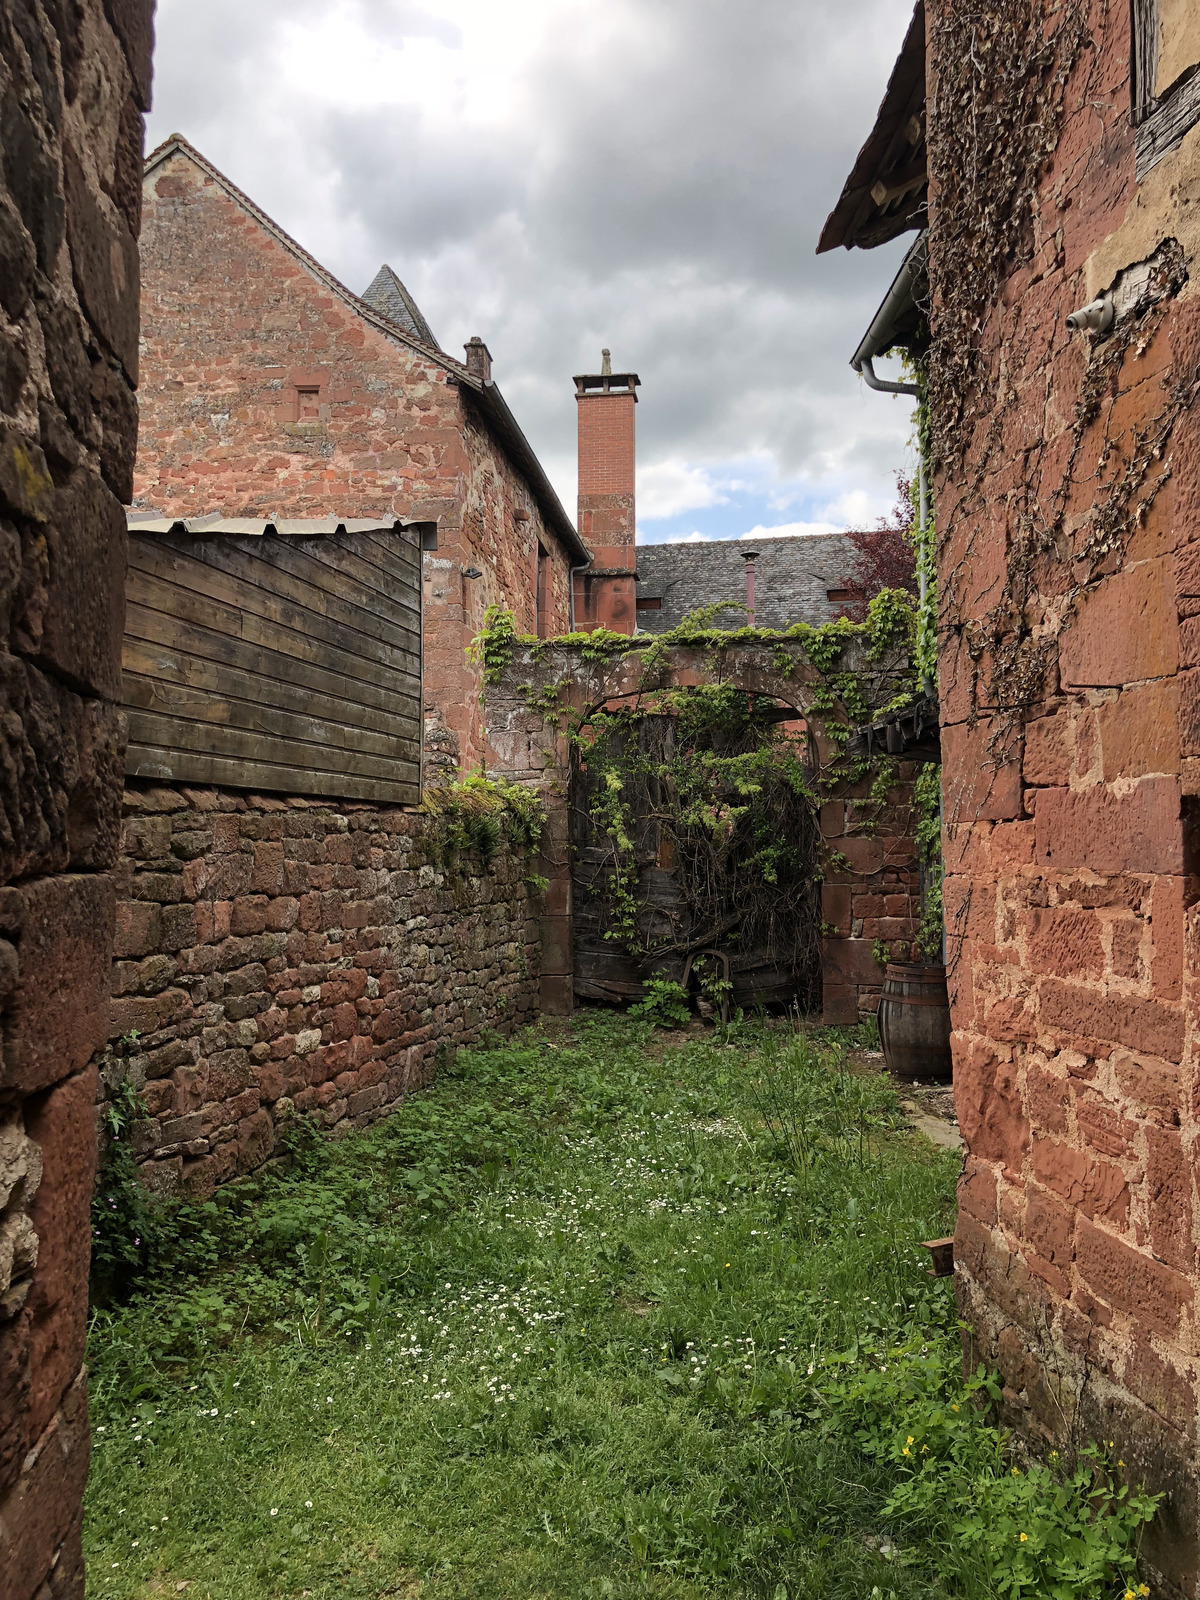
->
[[84, 1014, 1155, 1600], [628, 978, 692, 1029]]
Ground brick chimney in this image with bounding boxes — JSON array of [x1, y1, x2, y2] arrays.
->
[[573, 349, 640, 633]]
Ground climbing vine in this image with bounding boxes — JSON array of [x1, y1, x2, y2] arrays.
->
[[927, 0, 1198, 756], [570, 683, 825, 1006], [470, 588, 931, 1004]]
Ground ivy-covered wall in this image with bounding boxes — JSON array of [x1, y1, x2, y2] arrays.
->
[[480, 607, 926, 1019], [927, 0, 1200, 1586]]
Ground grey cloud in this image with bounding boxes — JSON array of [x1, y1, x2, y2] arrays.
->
[[145, 0, 917, 518]]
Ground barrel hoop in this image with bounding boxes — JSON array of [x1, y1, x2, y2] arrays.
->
[[880, 993, 949, 1008]]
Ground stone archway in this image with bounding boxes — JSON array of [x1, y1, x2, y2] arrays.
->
[[486, 636, 923, 1021]]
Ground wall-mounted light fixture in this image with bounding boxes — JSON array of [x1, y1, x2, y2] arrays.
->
[[462, 567, 483, 579]]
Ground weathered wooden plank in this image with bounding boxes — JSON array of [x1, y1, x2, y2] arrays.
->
[[143, 530, 421, 639], [126, 708, 418, 784], [245, 535, 420, 634], [125, 742, 419, 805], [125, 526, 422, 803], [316, 529, 422, 597], [128, 542, 420, 671], [122, 636, 419, 740], [1136, 69, 1200, 177], [125, 567, 421, 691], [123, 606, 420, 729], [123, 673, 421, 763], [1131, 0, 1159, 124]]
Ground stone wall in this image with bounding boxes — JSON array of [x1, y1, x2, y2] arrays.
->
[[925, 0, 1200, 1589], [135, 140, 577, 779], [485, 636, 921, 1018], [0, 3, 152, 1596], [99, 784, 541, 1198]]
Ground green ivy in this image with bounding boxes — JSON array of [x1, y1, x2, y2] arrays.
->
[[914, 761, 944, 961], [421, 772, 545, 871]]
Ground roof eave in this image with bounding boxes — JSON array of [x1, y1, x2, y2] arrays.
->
[[143, 134, 587, 564], [817, 1, 927, 254], [466, 380, 588, 565]]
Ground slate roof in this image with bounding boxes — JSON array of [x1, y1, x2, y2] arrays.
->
[[362, 264, 439, 350], [634, 535, 862, 633]]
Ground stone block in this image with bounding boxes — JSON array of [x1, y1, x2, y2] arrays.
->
[[23, 1069, 97, 1446], [1026, 907, 1104, 980], [0, 1370, 89, 1600], [1033, 776, 1184, 875], [1031, 1136, 1128, 1224], [941, 719, 1022, 823], [821, 936, 884, 988], [62, 143, 140, 379], [1037, 978, 1183, 1059], [3, 877, 113, 1095], [1146, 1126, 1195, 1272], [1060, 559, 1178, 685], [1075, 1218, 1192, 1337], [953, 1035, 1029, 1174]]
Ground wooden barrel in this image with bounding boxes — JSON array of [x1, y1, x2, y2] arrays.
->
[[877, 963, 952, 1083]]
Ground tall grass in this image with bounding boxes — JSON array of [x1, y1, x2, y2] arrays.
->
[[84, 1014, 1153, 1600]]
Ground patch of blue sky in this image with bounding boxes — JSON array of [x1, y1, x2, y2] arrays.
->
[[634, 455, 895, 546]]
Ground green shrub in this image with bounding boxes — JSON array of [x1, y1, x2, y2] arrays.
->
[[628, 977, 692, 1028]]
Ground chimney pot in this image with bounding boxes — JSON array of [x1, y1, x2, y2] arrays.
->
[[464, 336, 492, 383]]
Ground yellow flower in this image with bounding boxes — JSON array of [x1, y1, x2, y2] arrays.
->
[[902, 1447, 910, 1457], [1019, 1533, 1028, 1543], [1012, 1467, 1019, 1477], [1118, 1459, 1125, 1468], [1138, 1587, 1150, 1597], [906, 1436, 914, 1445], [951, 1403, 960, 1412]]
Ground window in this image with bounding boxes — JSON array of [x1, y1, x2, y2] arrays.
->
[[826, 587, 861, 604], [536, 543, 551, 637], [296, 386, 321, 419], [1132, 0, 1200, 177], [636, 596, 662, 611]]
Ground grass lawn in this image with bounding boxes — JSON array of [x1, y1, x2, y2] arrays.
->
[[83, 1013, 1154, 1600]]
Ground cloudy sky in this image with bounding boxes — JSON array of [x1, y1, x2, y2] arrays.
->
[[144, 0, 919, 543]]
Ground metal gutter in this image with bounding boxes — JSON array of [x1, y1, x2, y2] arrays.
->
[[850, 232, 927, 395]]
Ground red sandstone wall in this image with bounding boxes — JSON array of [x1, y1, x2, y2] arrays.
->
[[927, 0, 1200, 1586], [819, 775, 923, 1024], [136, 148, 574, 777], [574, 388, 636, 633], [98, 784, 540, 1199], [0, 5, 152, 1596], [485, 638, 921, 1018]]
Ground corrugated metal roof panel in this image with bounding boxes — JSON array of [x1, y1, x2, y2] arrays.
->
[[126, 513, 428, 538]]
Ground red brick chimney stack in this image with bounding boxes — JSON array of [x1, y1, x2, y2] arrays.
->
[[573, 349, 640, 633]]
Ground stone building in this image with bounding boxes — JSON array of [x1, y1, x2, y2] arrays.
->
[[134, 135, 594, 778], [825, 0, 1200, 1587], [0, 3, 152, 1597], [633, 533, 862, 632]]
